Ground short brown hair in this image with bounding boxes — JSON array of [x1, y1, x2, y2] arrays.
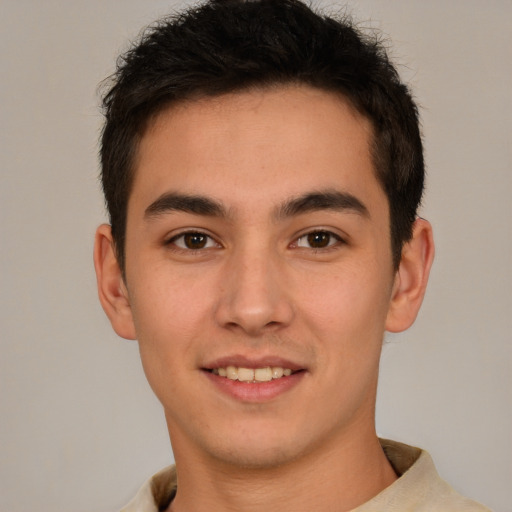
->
[[100, 0, 424, 271]]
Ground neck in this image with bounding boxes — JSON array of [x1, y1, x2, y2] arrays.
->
[[167, 426, 396, 512]]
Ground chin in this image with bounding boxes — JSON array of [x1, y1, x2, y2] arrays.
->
[[208, 440, 305, 470], [196, 420, 321, 471]]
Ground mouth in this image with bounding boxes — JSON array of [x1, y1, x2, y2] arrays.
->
[[207, 366, 297, 383], [202, 359, 306, 402]]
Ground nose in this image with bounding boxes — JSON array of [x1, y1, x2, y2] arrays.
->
[[214, 247, 294, 336]]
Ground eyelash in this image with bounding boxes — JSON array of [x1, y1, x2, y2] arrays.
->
[[166, 231, 220, 251], [165, 229, 345, 253], [165, 229, 345, 254], [294, 230, 344, 251]]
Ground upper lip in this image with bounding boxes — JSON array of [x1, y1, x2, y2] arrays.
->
[[203, 355, 305, 372]]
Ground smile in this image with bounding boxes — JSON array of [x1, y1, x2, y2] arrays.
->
[[211, 366, 293, 382]]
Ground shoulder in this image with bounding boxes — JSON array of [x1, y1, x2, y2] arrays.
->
[[120, 465, 176, 512], [120, 442, 492, 512], [352, 439, 492, 512]]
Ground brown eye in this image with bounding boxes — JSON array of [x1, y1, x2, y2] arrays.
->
[[307, 232, 330, 248], [183, 233, 207, 249], [296, 230, 341, 249], [170, 232, 218, 250]]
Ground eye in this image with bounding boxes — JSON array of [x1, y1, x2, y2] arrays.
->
[[295, 230, 342, 249], [168, 231, 219, 250]]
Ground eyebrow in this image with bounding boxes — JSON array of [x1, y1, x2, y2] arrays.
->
[[275, 190, 369, 219], [144, 192, 227, 219], [143, 189, 369, 221]]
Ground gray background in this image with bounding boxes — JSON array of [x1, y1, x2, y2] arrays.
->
[[1, 1, 510, 511]]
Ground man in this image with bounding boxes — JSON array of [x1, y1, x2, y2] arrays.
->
[[93, 1, 490, 510]]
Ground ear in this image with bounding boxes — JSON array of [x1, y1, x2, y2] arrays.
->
[[93, 224, 137, 340], [385, 218, 435, 333]]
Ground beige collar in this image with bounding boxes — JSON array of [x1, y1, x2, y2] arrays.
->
[[121, 439, 490, 512]]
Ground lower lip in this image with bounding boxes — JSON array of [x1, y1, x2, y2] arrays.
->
[[203, 370, 305, 402]]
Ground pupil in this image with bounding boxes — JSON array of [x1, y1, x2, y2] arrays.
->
[[307, 232, 330, 248], [184, 233, 207, 249]]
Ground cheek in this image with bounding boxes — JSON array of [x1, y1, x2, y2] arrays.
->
[[126, 270, 213, 389], [298, 266, 392, 335], [302, 267, 391, 324], [129, 261, 213, 335]]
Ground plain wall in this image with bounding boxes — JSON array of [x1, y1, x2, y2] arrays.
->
[[1, 1, 510, 511]]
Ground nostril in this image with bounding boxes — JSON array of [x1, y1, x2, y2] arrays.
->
[[214, 268, 294, 334]]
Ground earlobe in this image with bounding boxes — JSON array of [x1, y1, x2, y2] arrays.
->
[[93, 224, 137, 340], [385, 218, 435, 333]]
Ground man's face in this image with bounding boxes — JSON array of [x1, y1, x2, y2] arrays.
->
[[120, 85, 399, 468]]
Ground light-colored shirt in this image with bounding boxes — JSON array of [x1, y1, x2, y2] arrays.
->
[[121, 439, 491, 511]]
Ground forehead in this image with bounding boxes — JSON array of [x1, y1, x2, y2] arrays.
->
[[130, 85, 383, 216]]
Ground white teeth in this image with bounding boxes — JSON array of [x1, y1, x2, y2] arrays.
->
[[237, 367, 255, 382], [254, 367, 273, 382], [226, 366, 238, 380], [212, 366, 294, 382], [272, 367, 284, 379]]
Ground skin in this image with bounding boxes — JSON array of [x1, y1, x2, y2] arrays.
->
[[95, 85, 434, 511]]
